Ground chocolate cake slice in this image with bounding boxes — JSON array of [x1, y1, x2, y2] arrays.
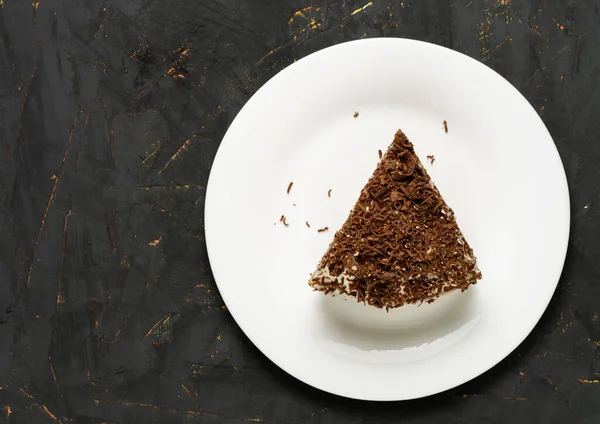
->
[[309, 129, 481, 309]]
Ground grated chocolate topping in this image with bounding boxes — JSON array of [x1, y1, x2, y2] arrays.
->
[[308, 129, 481, 309]]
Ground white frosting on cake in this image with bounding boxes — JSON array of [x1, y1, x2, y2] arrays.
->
[[310, 266, 354, 291]]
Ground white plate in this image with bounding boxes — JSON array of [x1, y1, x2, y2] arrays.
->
[[205, 38, 570, 401]]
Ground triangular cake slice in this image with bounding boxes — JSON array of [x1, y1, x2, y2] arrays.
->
[[309, 129, 481, 309]]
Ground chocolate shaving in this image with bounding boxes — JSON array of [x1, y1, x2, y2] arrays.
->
[[306, 221, 311, 228], [427, 155, 435, 165], [281, 215, 289, 226], [443, 120, 448, 133], [279, 215, 284, 222], [372, 186, 388, 199], [317, 227, 329, 232], [328, 189, 332, 198], [287, 182, 293, 194], [308, 129, 481, 309], [378, 149, 383, 160], [353, 112, 359, 118]]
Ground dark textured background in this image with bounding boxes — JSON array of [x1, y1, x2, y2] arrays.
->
[[0, 0, 599, 422]]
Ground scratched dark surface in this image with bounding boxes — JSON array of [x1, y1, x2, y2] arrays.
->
[[1, 0, 600, 422]]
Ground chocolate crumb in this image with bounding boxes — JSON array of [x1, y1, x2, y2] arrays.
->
[[443, 120, 448, 133], [427, 155, 435, 165], [287, 182, 294, 194], [306, 221, 311, 228], [317, 227, 329, 232], [327, 189, 332, 198], [282, 216, 289, 226], [378, 149, 383, 160], [353, 112, 359, 118]]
